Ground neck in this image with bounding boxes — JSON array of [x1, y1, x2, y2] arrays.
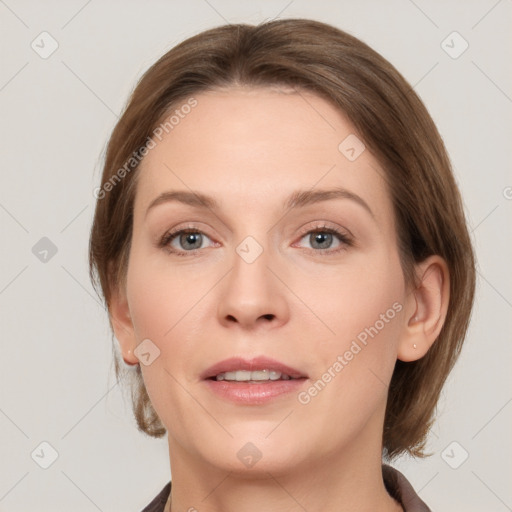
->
[[164, 418, 403, 512]]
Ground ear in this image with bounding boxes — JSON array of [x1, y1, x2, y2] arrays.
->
[[397, 255, 450, 362], [109, 282, 139, 365]]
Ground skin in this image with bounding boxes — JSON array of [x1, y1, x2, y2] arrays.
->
[[110, 86, 450, 512]]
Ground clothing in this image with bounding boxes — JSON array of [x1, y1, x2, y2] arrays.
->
[[382, 465, 431, 511], [141, 464, 431, 512], [141, 481, 170, 512]]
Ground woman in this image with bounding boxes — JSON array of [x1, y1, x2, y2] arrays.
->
[[89, 18, 475, 512]]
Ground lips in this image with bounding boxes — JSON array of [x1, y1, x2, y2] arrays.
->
[[200, 356, 308, 381]]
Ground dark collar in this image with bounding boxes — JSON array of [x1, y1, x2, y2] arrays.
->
[[383, 464, 432, 511]]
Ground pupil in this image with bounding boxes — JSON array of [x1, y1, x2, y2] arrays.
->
[[312, 232, 332, 249], [182, 232, 201, 249]]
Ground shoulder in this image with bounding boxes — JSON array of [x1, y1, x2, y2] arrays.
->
[[382, 464, 432, 512], [140, 481, 171, 512]]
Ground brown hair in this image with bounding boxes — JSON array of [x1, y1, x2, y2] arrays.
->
[[89, 18, 476, 459]]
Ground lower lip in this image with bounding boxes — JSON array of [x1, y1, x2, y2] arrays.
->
[[203, 378, 307, 404]]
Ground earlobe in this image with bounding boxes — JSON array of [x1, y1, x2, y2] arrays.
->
[[397, 255, 450, 362], [109, 285, 139, 365]]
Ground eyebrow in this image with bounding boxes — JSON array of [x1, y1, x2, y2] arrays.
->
[[145, 186, 375, 220]]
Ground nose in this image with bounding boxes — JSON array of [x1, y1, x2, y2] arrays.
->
[[217, 242, 289, 330]]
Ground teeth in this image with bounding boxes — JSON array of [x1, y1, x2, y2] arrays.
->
[[215, 370, 296, 381]]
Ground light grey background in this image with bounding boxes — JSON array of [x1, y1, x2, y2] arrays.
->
[[1, 0, 511, 510]]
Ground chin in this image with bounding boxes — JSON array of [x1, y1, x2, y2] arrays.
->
[[195, 431, 308, 477]]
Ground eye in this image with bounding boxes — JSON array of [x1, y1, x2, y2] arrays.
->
[[295, 224, 353, 255], [159, 223, 353, 257], [159, 228, 216, 256]]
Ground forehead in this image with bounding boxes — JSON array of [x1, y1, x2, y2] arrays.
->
[[134, 87, 393, 228]]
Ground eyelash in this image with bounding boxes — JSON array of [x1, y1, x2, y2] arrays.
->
[[159, 223, 353, 257]]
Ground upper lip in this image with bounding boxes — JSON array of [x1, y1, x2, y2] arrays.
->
[[201, 356, 308, 380]]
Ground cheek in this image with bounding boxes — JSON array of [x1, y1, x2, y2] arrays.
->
[[124, 242, 215, 364], [124, 253, 202, 426], [295, 306, 403, 448], [126, 272, 173, 339], [302, 251, 405, 397], [302, 249, 404, 351], [125, 241, 200, 340]]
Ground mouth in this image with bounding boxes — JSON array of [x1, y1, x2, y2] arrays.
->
[[201, 356, 308, 404], [208, 369, 302, 382], [201, 355, 308, 381]]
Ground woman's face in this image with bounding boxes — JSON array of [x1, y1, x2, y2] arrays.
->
[[117, 86, 415, 474]]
